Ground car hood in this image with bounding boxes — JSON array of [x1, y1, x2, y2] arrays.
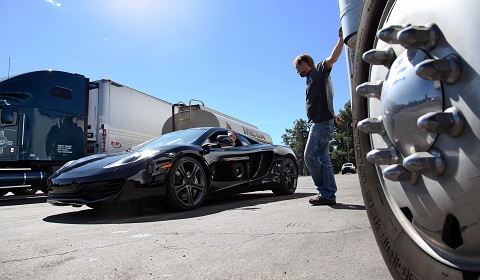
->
[[67, 153, 132, 172], [50, 153, 161, 185], [53, 144, 196, 177]]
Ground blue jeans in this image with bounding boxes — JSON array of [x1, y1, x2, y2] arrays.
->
[[304, 120, 337, 200]]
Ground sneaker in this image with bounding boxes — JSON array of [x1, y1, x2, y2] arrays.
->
[[309, 196, 336, 206]]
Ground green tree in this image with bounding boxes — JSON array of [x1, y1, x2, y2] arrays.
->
[[282, 100, 354, 175], [281, 119, 309, 175], [330, 100, 354, 173]]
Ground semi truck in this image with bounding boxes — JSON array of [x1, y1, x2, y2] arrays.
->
[[0, 70, 270, 197], [337, 0, 480, 278]]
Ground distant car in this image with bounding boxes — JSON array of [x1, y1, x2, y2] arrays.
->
[[341, 163, 356, 175], [47, 127, 299, 211]]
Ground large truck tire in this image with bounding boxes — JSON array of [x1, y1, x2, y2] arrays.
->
[[352, 0, 480, 279]]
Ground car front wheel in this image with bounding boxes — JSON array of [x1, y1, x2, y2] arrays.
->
[[165, 156, 207, 211]]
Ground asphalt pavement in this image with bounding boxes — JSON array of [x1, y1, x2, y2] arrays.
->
[[0, 174, 392, 279]]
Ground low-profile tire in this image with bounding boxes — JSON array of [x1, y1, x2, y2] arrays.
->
[[165, 156, 207, 211], [12, 188, 39, 195], [352, 0, 480, 278], [272, 157, 298, 195]]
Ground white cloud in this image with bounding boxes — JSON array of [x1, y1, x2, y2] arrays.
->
[[46, 0, 61, 7]]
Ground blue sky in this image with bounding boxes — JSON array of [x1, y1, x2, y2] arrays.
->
[[1, 0, 351, 145]]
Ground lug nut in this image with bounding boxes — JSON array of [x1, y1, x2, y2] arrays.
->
[[415, 54, 462, 84], [357, 116, 386, 135], [397, 23, 440, 50], [362, 47, 396, 68], [383, 164, 413, 181], [366, 146, 400, 165], [403, 149, 446, 176], [377, 24, 411, 44], [356, 81, 383, 99], [417, 107, 464, 137]]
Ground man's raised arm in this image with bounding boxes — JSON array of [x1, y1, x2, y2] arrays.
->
[[325, 27, 345, 70]]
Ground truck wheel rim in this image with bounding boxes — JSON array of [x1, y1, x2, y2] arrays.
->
[[357, 0, 480, 270]]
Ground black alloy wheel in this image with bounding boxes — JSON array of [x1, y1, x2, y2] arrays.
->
[[272, 157, 298, 195], [166, 156, 207, 211]]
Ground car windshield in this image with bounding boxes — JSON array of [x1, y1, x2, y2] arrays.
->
[[128, 129, 207, 152]]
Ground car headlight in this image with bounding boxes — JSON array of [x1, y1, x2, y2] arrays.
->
[[103, 149, 158, 169]]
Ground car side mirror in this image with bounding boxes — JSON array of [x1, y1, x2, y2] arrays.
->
[[1, 104, 14, 124], [201, 142, 220, 152], [217, 135, 233, 145]]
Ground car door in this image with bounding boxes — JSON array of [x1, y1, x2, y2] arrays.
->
[[203, 132, 260, 191]]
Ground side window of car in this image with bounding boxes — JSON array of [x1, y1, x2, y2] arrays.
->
[[236, 134, 250, 146]]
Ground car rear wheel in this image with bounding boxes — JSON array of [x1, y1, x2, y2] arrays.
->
[[272, 157, 298, 195], [165, 156, 207, 211], [353, 0, 480, 278]]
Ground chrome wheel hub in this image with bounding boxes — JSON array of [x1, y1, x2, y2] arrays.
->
[[382, 48, 442, 156]]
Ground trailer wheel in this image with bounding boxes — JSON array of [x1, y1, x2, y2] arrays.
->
[[272, 157, 298, 195], [165, 156, 207, 211], [353, 0, 480, 278], [11, 188, 39, 195]]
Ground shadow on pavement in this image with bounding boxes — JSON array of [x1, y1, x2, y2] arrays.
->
[[43, 192, 314, 225]]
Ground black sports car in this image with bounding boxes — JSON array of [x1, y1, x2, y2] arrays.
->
[[47, 127, 299, 211]]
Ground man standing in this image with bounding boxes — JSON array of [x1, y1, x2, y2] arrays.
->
[[293, 27, 344, 206]]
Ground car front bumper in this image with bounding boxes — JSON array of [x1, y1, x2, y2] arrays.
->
[[48, 176, 167, 207]]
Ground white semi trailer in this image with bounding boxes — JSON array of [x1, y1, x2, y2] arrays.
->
[[86, 78, 173, 155]]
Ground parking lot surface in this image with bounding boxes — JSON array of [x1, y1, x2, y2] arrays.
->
[[0, 175, 391, 279]]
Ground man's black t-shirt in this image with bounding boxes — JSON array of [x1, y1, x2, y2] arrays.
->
[[305, 60, 335, 123]]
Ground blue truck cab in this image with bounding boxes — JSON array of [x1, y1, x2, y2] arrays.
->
[[0, 70, 88, 195]]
